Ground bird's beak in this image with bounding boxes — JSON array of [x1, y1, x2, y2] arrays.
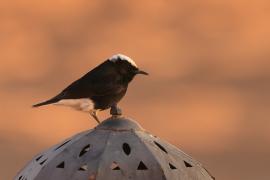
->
[[136, 69, 149, 75]]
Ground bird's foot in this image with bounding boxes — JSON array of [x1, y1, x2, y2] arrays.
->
[[90, 111, 100, 124], [110, 105, 122, 117]]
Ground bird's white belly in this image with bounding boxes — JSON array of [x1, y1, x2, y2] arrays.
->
[[54, 98, 94, 112]]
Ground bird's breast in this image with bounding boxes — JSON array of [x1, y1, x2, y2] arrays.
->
[[92, 89, 127, 110]]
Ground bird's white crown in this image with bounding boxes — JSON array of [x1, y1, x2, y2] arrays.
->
[[109, 54, 137, 68]]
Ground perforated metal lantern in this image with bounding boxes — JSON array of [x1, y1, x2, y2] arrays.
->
[[15, 117, 215, 180]]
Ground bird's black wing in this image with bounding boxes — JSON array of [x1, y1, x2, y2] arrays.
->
[[33, 60, 123, 107], [62, 60, 124, 97]]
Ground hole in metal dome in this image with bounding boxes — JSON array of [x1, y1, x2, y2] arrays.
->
[[110, 162, 120, 170], [79, 144, 91, 157], [39, 159, 47, 165], [169, 163, 177, 169], [184, 161, 193, 167], [78, 165, 88, 171], [137, 161, 148, 170], [54, 140, 71, 151], [122, 143, 131, 155], [154, 141, 168, 153], [19, 176, 27, 180], [35, 155, 43, 161], [56, 161, 65, 168]]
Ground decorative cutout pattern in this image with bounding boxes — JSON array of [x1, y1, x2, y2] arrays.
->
[[56, 162, 65, 168], [110, 162, 120, 170], [137, 161, 148, 170], [184, 161, 193, 167], [35, 155, 43, 161], [39, 159, 47, 165], [79, 144, 91, 157], [78, 165, 88, 171], [169, 163, 177, 169], [18, 176, 27, 180], [154, 141, 168, 153], [122, 143, 131, 155], [54, 140, 71, 151]]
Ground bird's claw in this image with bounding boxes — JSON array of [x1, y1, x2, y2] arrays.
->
[[90, 111, 100, 124]]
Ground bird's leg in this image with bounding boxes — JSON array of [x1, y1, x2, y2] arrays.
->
[[90, 110, 100, 124], [110, 104, 122, 117]]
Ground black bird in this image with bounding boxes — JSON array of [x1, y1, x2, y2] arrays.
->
[[33, 54, 148, 123]]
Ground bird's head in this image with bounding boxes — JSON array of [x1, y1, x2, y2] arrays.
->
[[109, 54, 148, 82]]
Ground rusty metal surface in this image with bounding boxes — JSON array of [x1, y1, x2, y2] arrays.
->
[[15, 117, 214, 180]]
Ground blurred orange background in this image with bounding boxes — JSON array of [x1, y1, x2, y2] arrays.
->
[[1, 0, 270, 179]]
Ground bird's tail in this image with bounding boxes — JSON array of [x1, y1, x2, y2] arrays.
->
[[32, 98, 59, 108]]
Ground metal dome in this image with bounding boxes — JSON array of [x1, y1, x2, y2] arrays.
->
[[15, 117, 215, 180]]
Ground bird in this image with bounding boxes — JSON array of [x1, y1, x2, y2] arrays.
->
[[32, 54, 148, 124]]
